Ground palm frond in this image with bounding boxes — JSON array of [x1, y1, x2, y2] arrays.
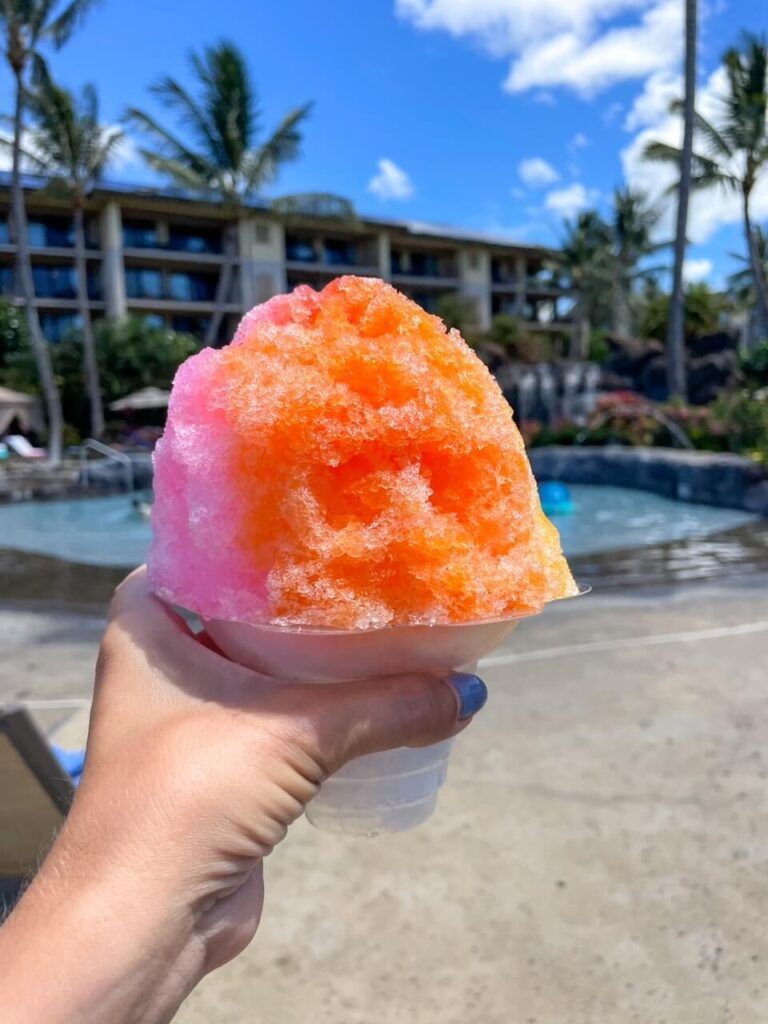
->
[[642, 140, 682, 164], [149, 75, 221, 167], [129, 42, 311, 204], [0, 132, 48, 173], [243, 102, 312, 194], [41, 0, 101, 48], [692, 110, 736, 161], [135, 148, 212, 193], [191, 40, 257, 171], [125, 106, 214, 181]]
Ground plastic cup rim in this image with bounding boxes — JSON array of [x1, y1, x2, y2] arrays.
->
[[203, 584, 590, 638]]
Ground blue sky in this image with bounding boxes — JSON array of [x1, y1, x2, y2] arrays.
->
[[5, 0, 766, 284]]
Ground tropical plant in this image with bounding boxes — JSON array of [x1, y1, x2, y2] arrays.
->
[[558, 210, 613, 358], [19, 72, 124, 437], [644, 33, 768, 334], [485, 313, 521, 350], [610, 187, 664, 337], [4, 314, 198, 437], [126, 40, 315, 347], [433, 293, 480, 334], [666, 0, 698, 398], [728, 226, 768, 303], [0, 0, 98, 462], [739, 336, 768, 387], [639, 282, 727, 341], [728, 225, 768, 351]]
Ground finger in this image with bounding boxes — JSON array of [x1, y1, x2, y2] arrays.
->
[[102, 567, 260, 702], [273, 671, 488, 774], [109, 566, 192, 638]]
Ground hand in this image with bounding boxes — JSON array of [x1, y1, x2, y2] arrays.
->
[[0, 568, 486, 1024]]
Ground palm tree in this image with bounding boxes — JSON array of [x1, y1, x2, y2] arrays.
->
[[558, 211, 613, 359], [728, 226, 768, 300], [610, 187, 663, 337], [728, 225, 768, 347], [126, 41, 313, 347], [0, 1, 98, 462], [666, 0, 698, 399], [23, 73, 124, 437], [644, 33, 768, 335]]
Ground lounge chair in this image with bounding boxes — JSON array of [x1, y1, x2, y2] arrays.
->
[[5, 434, 46, 459], [0, 707, 75, 912]]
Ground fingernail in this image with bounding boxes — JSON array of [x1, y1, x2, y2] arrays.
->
[[448, 673, 488, 720]]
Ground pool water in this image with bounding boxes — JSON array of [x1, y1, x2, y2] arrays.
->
[[0, 485, 759, 569], [552, 485, 757, 557]]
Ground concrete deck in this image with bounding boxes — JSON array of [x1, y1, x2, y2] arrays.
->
[[3, 583, 768, 1022]]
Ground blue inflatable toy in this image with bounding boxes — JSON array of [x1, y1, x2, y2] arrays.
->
[[539, 480, 575, 516]]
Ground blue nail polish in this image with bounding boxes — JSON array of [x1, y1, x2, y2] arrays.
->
[[449, 673, 488, 720]]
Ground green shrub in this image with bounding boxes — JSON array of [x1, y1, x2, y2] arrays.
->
[[740, 340, 768, 387], [638, 282, 727, 341], [2, 311, 198, 438]]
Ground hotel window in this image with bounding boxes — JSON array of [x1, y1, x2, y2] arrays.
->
[[28, 217, 74, 248], [125, 266, 163, 299], [123, 219, 160, 249], [285, 235, 316, 262], [168, 226, 221, 254], [32, 265, 77, 299], [168, 272, 217, 302], [40, 313, 82, 343], [324, 238, 355, 266]]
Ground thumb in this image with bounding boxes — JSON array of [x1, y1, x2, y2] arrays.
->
[[284, 671, 488, 775]]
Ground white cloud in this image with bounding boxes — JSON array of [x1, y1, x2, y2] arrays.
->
[[621, 66, 768, 245], [571, 132, 589, 149], [683, 258, 713, 282], [518, 156, 559, 187], [368, 158, 415, 201], [397, 0, 683, 96], [623, 69, 678, 131], [110, 131, 140, 172], [544, 183, 599, 218]]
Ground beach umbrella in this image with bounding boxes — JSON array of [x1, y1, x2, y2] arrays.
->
[[109, 387, 171, 412], [0, 387, 45, 435]]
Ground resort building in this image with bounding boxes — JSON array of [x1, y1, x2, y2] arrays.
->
[[0, 177, 576, 347]]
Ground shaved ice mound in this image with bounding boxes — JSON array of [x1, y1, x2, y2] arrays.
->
[[149, 276, 576, 629]]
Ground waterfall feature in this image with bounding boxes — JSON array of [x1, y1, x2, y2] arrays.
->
[[500, 362, 601, 425]]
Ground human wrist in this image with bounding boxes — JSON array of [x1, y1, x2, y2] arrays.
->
[[0, 822, 206, 1024]]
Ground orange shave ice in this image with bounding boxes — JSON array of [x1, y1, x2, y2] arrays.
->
[[149, 276, 577, 629]]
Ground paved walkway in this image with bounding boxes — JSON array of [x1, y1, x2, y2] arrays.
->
[[3, 582, 768, 1022]]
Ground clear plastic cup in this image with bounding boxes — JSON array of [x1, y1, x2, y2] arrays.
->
[[204, 611, 538, 836]]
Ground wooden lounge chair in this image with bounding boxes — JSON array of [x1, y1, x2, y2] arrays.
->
[[0, 706, 74, 910]]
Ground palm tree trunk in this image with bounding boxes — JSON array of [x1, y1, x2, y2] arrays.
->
[[73, 201, 104, 437], [666, 0, 697, 399], [612, 277, 631, 337], [204, 221, 238, 347], [11, 68, 64, 465], [743, 191, 768, 334], [569, 300, 591, 360]]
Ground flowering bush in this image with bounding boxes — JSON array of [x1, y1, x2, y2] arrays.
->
[[526, 390, 765, 460]]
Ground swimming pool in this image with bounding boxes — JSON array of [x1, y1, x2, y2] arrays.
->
[[0, 485, 759, 569]]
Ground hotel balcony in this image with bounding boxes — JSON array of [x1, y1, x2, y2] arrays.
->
[[490, 257, 519, 290], [0, 216, 102, 263], [390, 248, 459, 289], [284, 234, 380, 281], [121, 218, 226, 267]]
